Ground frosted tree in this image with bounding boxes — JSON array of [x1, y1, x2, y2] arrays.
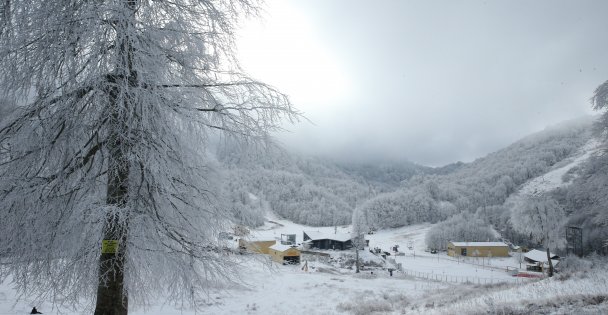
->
[[425, 212, 496, 251], [0, 1, 298, 314], [509, 193, 565, 276], [592, 79, 608, 138], [590, 79, 608, 248], [351, 206, 369, 273]]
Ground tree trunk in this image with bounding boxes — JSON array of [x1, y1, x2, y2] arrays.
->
[[94, 245, 128, 315], [546, 247, 554, 277], [94, 138, 129, 315], [94, 2, 136, 313], [355, 246, 360, 273], [94, 117, 130, 315]]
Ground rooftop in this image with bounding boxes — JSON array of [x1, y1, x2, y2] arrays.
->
[[450, 241, 508, 247], [304, 231, 352, 242], [269, 243, 298, 252], [524, 249, 559, 263]]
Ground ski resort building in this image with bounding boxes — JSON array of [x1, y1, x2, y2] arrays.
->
[[303, 231, 352, 250], [524, 249, 560, 271], [238, 238, 277, 254], [268, 243, 301, 264], [447, 241, 509, 257]]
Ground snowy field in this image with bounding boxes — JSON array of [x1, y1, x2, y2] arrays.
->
[[1, 217, 606, 314]]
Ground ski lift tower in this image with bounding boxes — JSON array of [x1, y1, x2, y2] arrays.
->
[[566, 226, 583, 257]]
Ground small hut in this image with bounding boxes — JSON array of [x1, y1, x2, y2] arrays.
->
[[268, 243, 301, 264], [524, 249, 559, 271]]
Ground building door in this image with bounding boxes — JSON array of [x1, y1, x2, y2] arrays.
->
[[283, 256, 300, 264], [461, 248, 467, 256]]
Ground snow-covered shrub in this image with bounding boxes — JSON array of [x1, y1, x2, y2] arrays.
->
[[465, 294, 608, 315], [559, 255, 594, 273], [556, 253, 608, 281], [359, 250, 386, 268], [337, 291, 409, 315], [337, 299, 391, 315]]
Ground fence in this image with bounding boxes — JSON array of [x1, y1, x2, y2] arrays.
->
[[400, 268, 534, 285], [372, 249, 540, 285]]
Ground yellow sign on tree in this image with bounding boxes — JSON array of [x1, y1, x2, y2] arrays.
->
[[101, 240, 119, 254]]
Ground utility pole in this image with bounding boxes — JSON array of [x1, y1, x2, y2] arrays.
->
[[518, 247, 522, 270], [546, 248, 554, 277], [355, 243, 360, 273]]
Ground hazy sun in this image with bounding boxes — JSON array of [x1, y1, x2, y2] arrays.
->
[[236, 1, 351, 112]]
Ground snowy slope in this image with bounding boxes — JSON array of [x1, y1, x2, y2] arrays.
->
[[519, 138, 601, 195]]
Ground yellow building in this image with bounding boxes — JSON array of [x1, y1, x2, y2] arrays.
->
[[238, 238, 276, 254], [447, 241, 509, 257], [268, 243, 301, 264]]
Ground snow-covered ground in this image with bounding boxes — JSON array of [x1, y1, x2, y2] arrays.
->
[[1, 217, 604, 314], [365, 225, 523, 281]]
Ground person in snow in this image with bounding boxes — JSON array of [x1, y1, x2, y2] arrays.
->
[[30, 307, 42, 314]]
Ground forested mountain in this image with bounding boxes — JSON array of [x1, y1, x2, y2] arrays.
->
[[217, 140, 432, 227], [221, 116, 608, 255], [335, 161, 433, 189]]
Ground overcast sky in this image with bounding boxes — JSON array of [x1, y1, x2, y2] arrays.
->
[[237, 0, 608, 166]]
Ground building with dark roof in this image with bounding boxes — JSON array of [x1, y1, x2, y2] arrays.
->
[[303, 231, 352, 250]]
